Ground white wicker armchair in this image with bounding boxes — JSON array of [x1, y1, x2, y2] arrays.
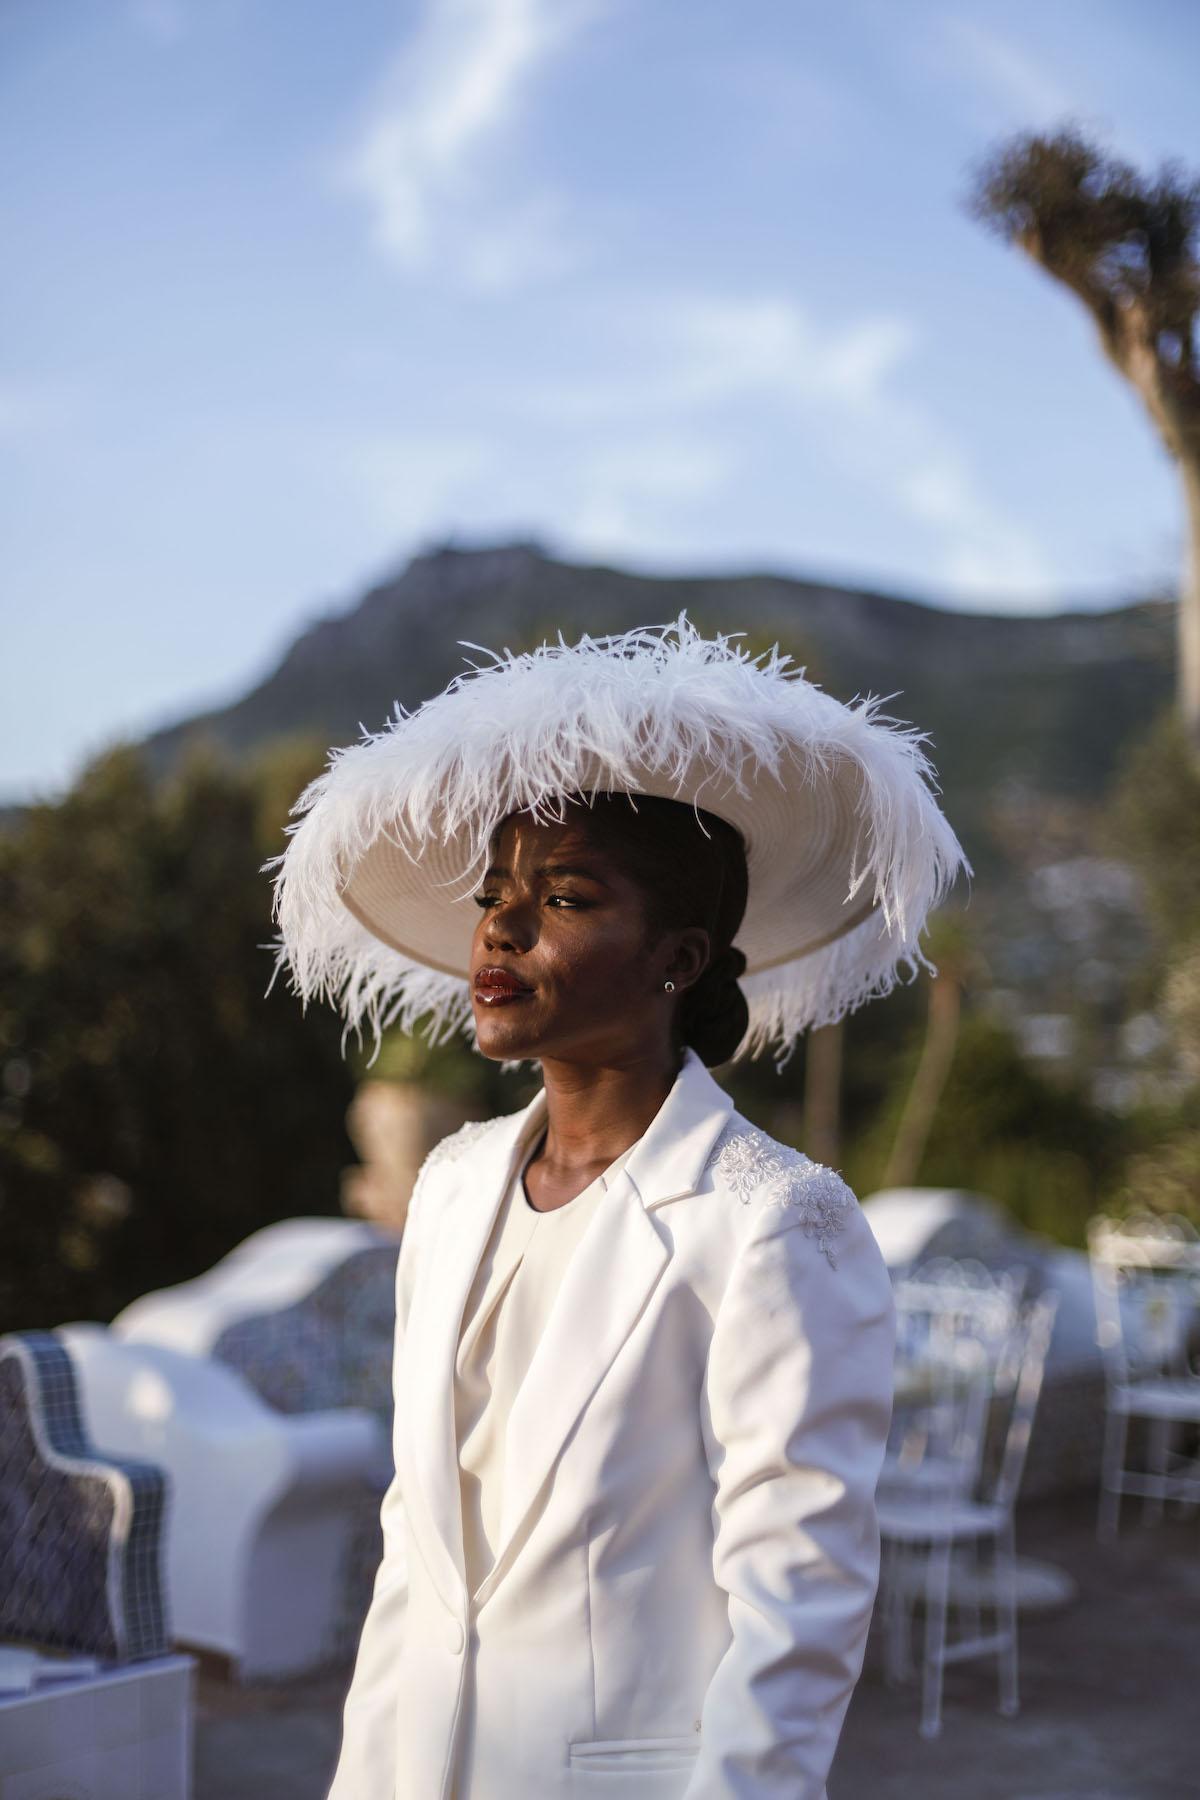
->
[[58, 1324, 387, 1679]]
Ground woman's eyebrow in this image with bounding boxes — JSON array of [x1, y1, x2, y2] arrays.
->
[[535, 861, 611, 885], [480, 861, 610, 886]]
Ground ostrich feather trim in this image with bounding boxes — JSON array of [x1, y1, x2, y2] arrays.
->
[[270, 617, 968, 1058]]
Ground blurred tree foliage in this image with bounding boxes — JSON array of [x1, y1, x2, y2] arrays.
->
[[1165, 946, 1200, 1078], [1104, 713, 1200, 1222], [1109, 713, 1200, 952], [0, 743, 354, 1334], [1115, 1130, 1200, 1229], [853, 1012, 1121, 1246], [351, 1022, 535, 1117], [878, 915, 971, 1192]]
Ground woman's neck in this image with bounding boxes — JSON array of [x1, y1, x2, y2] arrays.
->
[[525, 1050, 681, 1210]]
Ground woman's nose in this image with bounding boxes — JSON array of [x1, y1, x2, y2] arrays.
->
[[482, 898, 533, 952]]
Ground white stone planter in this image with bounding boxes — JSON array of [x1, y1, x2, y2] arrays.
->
[[0, 1653, 192, 1800]]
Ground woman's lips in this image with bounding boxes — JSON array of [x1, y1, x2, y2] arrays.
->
[[473, 968, 534, 1005]]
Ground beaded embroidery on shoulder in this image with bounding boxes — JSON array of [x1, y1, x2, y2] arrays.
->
[[408, 1117, 497, 1229], [706, 1121, 853, 1268], [426, 1117, 496, 1170]]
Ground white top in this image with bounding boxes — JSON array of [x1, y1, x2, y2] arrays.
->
[[454, 1138, 635, 1597]]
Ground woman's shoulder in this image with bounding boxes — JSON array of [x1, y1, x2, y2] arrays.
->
[[702, 1111, 860, 1271], [405, 1110, 527, 1230], [422, 1114, 509, 1174]]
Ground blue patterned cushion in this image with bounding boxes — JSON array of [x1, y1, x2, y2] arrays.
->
[[0, 1332, 168, 1661], [213, 1244, 399, 1428]]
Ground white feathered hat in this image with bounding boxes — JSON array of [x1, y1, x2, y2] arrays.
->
[[273, 619, 968, 1057]]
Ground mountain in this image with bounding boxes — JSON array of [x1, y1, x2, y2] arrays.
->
[[143, 542, 1175, 867]]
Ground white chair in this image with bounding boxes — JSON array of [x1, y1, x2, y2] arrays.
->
[[882, 1259, 1025, 1505], [57, 1325, 389, 1680], [1088, 1213, 1200, 1538], [876, 1291, 1059, 1738]]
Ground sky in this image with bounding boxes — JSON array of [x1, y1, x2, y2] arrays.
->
[[2, 0, 1198, 800]]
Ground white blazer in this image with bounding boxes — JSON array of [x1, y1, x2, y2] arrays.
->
[[328, 1051, 895, 1800]]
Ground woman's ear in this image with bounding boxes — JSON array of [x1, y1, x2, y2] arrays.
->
[[665, 928, 711, 993]]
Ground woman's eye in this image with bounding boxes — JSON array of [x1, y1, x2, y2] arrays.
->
[[474, 889, 587, 910]]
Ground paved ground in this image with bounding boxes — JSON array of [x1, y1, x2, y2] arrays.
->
[[194, 1495, 1200, 1800], [832, 1496, 1200, 1800]]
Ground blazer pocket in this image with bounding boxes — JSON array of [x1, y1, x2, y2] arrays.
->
[[569, 1736, 700, 1794]]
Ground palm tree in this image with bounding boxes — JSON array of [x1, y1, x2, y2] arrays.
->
[[970, 127, 1200, 761]]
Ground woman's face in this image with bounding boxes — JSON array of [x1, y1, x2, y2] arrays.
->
[[469, 812, 706, 1068]]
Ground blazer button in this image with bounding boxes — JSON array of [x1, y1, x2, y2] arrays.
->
[[446, 1619, 465, 1655]]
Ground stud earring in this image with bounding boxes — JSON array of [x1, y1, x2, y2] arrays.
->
[[663, 980, 676, 993]]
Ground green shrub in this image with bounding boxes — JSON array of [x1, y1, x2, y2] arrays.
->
[[0, 746, 354, 1333]]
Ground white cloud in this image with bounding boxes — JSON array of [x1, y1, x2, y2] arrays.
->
[[568, 435, 734, 559], [524, 296, 917, 422], [519, 288, 1051, 601], [454, 191, 583, 290], [942, 16, 1076, 125], [327, 430, 494, 541], [673, 296, 919, 411], [337, 0, 600, 287], [899, 458, 1047, 598], [583, 437, 731, 503]]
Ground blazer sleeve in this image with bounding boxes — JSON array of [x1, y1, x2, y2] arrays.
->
[[687, 1181, 895, 1800], [325, 1165, 430, 1800]]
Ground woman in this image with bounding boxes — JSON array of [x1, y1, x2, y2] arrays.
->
[[275, 621, 966, 1799]]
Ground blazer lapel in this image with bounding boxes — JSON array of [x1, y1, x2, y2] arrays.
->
[[399, 1094, 546, 1610], [479, 1052, 735, 1599], [624, 1049, 736, 1217]]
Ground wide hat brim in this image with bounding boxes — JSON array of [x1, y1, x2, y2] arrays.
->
[[273, 621, 967, 1056], [340, 752, 877, 978]]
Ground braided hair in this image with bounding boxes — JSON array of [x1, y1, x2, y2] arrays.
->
[[569, 793, 749, 1066]]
